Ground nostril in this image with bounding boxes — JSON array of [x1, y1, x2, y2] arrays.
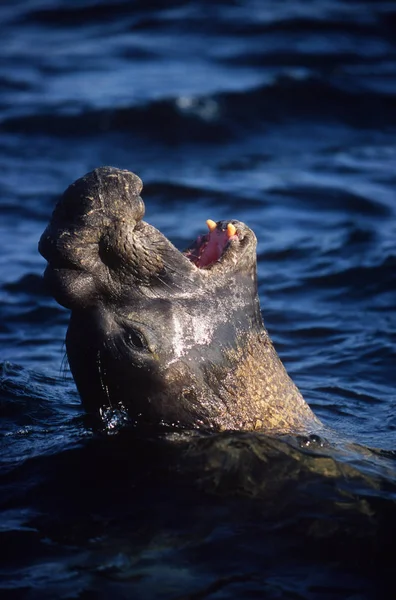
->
[[99, 234, 123, 270]]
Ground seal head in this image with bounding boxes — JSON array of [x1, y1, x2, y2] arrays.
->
[[39, 167, 320, 434]]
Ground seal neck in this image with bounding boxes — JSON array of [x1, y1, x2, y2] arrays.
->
[[210, 330, 320, 434]]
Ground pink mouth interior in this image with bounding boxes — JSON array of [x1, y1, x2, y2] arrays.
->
[[185, 227, 238, 268]]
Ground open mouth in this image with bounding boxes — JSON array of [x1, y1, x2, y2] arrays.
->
[[184, 220, 239, 268]]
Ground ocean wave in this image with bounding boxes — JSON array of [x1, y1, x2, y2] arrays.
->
[[269, 184, 391, 217], [307, 255, 396, 296], [17, 0, 187, 27], [2, 75, 396, 140]]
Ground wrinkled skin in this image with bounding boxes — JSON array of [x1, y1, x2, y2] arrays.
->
[[39, 167, 322, 434]]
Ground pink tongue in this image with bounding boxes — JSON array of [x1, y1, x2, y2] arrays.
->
[[198, 229, 235, 267]]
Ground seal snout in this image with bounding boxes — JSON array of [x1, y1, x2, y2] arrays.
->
[[39, 167, 146, 270], [39, 166, 258, 310], [38, 166, 148, 308]]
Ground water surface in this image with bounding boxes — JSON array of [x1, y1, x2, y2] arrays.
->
[[1, 1, 396, 598]]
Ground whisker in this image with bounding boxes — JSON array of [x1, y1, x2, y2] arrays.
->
[[163, 263, 197, 285], [60, 352, 70, 381], [149, 239, 198, 284], [59, 340, 70, 381], [96, 349, 112, 408], [155, 273, 181, 292]]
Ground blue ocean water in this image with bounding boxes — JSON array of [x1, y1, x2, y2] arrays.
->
[[1, 1, 396, 598]]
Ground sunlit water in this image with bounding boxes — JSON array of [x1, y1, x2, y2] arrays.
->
[[1, 1, 396, 598]]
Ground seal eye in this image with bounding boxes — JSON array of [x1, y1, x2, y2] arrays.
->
[[125, 328, 148, 351]]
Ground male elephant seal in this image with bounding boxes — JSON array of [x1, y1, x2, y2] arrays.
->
[[39, 167, 321, 434]]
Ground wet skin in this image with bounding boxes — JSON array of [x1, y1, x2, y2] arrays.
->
[[39, 167, 321, 434]]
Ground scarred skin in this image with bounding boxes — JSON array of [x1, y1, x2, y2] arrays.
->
[[39, 167, 322, 434]]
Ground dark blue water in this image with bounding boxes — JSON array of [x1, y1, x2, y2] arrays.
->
[[1, 1, 396, 598]]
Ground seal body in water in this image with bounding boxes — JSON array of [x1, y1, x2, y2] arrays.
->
[[39, 167, 321, 434]]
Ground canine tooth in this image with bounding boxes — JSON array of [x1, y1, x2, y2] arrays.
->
[[206, 219, 217, 232], [227, 223, 237, 237]]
